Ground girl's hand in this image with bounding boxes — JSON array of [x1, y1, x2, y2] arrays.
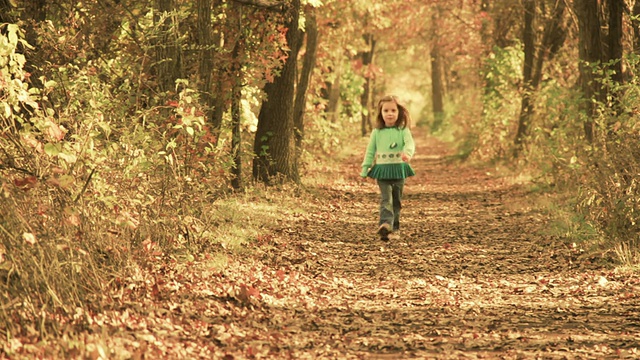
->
[[401, 153, 411, 162]]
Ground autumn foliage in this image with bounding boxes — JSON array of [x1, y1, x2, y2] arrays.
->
[[2, 0, 640, 358]]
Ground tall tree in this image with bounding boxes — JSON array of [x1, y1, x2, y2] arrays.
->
[[605, 0, 623, 118], [533, 0, 567, 84], [196, 0, 218, 140], [294, 5, 319, 157], [253, 0, 303, 184], [514, 0, 567, 157], [325, 60, 342, 123], [606, 0, 623, 85], [154, 0, 182, 93], [359, 33, 375, 136], [211, 0, 231, 137], [634, 0, 640, 55], [430, 7, 446, 132], [230, 3, 245, 190], [574, 0, 604, 142], [514, 0, 536, 156]]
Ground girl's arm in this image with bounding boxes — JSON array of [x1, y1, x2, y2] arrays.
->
[[360, 130, 377, 177], [402, 128, 415, 161]]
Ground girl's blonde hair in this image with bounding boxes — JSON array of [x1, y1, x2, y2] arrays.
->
[[374, 95, 412, 129]]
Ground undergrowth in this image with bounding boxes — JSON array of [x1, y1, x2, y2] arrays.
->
[[0, 16, 363, 343]]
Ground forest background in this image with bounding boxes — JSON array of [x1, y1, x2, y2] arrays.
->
[[2, 0, 640, 357]]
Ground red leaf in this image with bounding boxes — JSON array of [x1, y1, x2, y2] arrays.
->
[[14, 176, 37, 191], [46, 121, 67, 141]]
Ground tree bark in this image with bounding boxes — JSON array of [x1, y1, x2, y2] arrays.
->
[[154, 0, 182, 93], [326, 61, 342, 123], [197, 0, 220, 144], [211, 0, 228, 137], [514, 0, 536, 157], [634, 0, 640, 55], [359, 33, 375, 137], [230, 4, 245, 190], [606, 0, 623, 85], [294, 5, 318, 157], [513, 0, 567, 157], [575, 0, 604, 143], [430, 6, 446, 132], [548, 1, 567, 58], [431, 42, 445, 132], [253, 0, 302, 184]]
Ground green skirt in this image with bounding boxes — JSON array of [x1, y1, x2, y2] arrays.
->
[[367, 163, 415, 180]]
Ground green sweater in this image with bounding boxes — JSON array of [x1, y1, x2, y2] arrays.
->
[[360, 126, 416, 179]]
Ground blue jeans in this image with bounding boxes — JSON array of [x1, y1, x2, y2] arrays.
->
[[377, 179, 404, 231]]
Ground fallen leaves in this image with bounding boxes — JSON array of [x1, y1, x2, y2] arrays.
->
[[6, 130, 640, 359], [13, 176, 37, 191]]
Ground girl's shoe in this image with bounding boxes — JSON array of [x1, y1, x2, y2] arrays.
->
[[377, 223, 391, 241], [388, 231, 400, 241]]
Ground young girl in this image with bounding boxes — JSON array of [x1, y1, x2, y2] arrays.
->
[[360, 95, 416, 241]]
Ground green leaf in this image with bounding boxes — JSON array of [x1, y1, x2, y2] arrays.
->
[[2, 102, 11, 118], [44, 143, 61, 156], [58, 175, 75, 190], [44, 80, 58, 89], [58, 152, 77, 164]]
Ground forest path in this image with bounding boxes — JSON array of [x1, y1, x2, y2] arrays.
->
[[72, 128, 640, 360], [260, 127, 640, 359]]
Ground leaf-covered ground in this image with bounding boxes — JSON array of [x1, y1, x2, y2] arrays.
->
[[9, 131, 640, 359]]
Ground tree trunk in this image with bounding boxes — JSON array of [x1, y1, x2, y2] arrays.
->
[[326, 61, 342, 123], [575, 0, 604, 143], [514, 0, 536, 157], [534, 0, 566, 83], [602, 0, 623, 133], [607, 0, 623, 88], [294, 5, 318, 157], [230, 5, 244, 190], [253, 0, 302, 184], [430, 43, 445, 132], [548, 0, 567, 58], [197, 0, 220, 144], [429, 7, 446, 132], [211, 0, 228, 138], [513, 0, 567, 157], [359, 33, 375, 137], [634, 0, 640, 54], [154, 0, 182, 93]]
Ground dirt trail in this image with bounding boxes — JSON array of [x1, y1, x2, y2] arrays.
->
[[9, 132, 640, 359], [263, 129, 640, 359], [70, 129, 640, 360]]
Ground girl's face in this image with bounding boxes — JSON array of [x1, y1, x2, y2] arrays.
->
[[381, 101, 399, 127]]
